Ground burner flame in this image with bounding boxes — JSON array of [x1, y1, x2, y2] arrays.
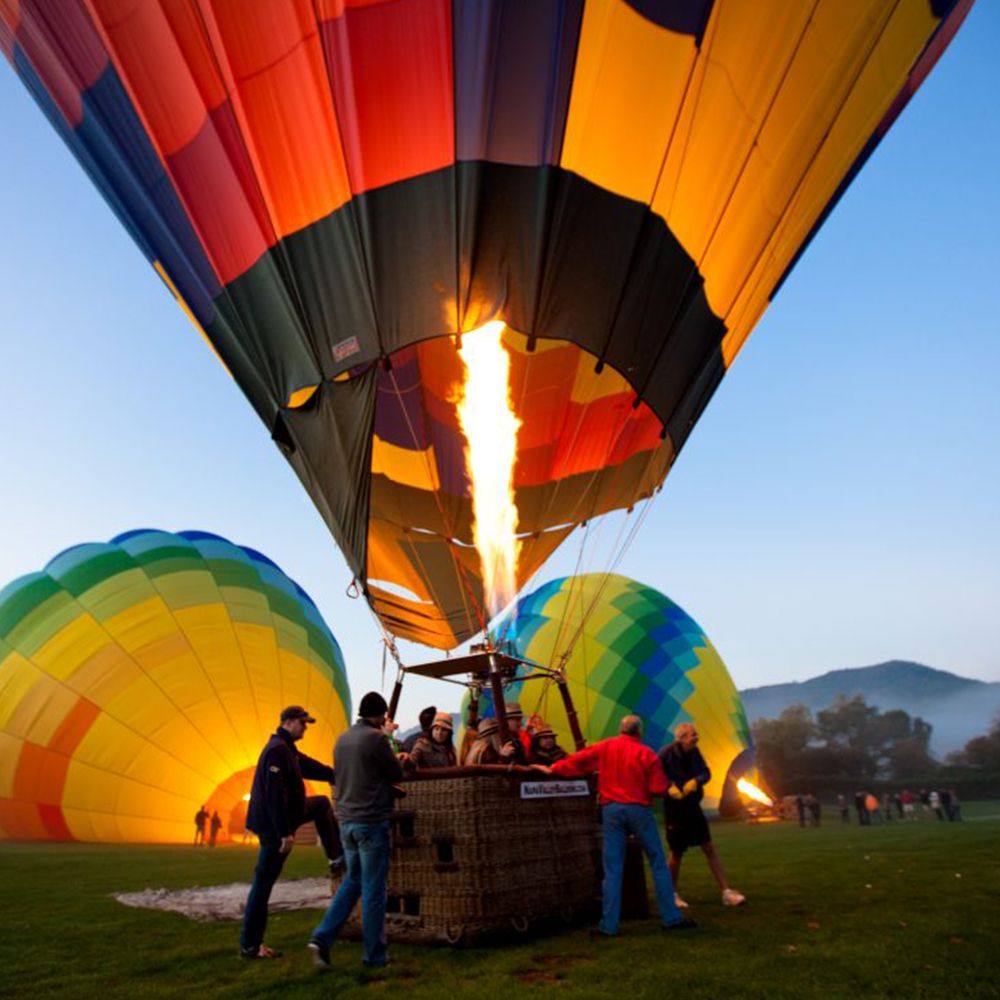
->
[[454, 320, 521, 619]]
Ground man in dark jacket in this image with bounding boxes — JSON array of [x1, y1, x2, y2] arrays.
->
[[308, 692, 404, 970], [239, 706, 342, 959], [659, 723, 745, 908]]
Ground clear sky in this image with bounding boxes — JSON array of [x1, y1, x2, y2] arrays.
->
[[2, 4, 998, 728]]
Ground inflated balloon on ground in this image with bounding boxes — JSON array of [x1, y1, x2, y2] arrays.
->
[[0, 530, 350, 843], [472, 574, 754, 812]]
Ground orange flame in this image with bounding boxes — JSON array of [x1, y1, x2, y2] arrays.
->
[[737, 778, 774, 807], [455, 320, 522, 619]]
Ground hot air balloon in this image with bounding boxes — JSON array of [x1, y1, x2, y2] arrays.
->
[[0, 0, 972, 652], [0, 530, 350, 843], [468, 574, 755, 812]]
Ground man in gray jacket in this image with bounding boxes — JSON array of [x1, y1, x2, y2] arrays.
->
[[308, 691, 403, 970]]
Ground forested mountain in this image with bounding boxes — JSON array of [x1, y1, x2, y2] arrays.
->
[[740, 661, 1000, 754]]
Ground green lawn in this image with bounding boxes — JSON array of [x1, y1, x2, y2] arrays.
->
[[2, 803, 998, 999]]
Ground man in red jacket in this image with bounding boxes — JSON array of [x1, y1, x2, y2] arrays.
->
[[543, 715, 696, 936]]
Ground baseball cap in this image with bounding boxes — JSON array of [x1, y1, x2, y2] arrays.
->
[[280, 705, 316, 724]]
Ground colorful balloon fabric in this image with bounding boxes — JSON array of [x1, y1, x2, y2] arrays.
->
[[0, 530, 350, 843], [474, 574, 754, 811], [2, 1, 971, 649]]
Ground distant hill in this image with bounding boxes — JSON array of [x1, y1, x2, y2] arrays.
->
[[739, 661, 1000, 756]]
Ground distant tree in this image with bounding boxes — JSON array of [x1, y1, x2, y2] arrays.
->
[[947, 714, 1000, 769], [751, 703, 814, 793], [754, 695, 939, 790]]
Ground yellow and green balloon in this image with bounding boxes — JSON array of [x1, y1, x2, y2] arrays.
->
[[0, 530, 350, 843], [477, 574, 754, 812]]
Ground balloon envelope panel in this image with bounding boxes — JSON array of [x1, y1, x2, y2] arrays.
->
[[0, 530, 350, 843], [476, 574, 753, 811], [1, 1, 970, 648]]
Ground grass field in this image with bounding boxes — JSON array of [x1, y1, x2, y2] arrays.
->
[[2, 803, 998, 999]]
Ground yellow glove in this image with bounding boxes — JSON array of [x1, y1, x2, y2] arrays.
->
[[668, 786, 685, 800], [683, 779, 699, 795]]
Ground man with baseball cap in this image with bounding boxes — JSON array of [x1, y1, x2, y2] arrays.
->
[[239, 705, 342, 960], [308, 691, 404, 970]]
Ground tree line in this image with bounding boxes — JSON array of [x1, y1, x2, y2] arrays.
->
[[751, 694, 1000, 799]]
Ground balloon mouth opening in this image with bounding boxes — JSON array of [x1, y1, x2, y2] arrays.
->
[[202, 766, 258, 845]]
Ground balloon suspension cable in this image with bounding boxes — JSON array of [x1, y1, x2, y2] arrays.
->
[[549, 493, 661, 693]]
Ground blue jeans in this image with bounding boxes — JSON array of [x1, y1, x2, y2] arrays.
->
[[600, 802, 683, 935], [311, 820, 391, 966]]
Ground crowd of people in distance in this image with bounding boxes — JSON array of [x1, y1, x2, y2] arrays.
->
[[785, 788, 966, 829], [836, 788, 963, 825], [395, 702, 569, 769]]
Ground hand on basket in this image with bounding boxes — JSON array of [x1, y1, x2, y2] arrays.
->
[[532, 764, 553, 775]]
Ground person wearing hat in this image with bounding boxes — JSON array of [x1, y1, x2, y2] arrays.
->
[[308, 691, 404, 970], [529, 724, 568, 765], [401, 705, 437, 754], [406, 711, 457, 769], [504, 702, 531, 764], [240, 706, 342, 960], [463, 716, 518, 765]]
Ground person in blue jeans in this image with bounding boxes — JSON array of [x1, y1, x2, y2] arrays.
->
[[542, 714, 696, 936], [309, 692, 404, 970]]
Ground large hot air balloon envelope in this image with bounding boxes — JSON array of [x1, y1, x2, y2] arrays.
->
[[1, 0, 972, 649], [471, 574, 753, 811], [0, 530, 350, 843]]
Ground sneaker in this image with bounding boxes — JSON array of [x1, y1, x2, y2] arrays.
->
[[663, 917, 698, 931], [308, 940, 331, 970], [722, 888, 746, 907], [674, 893, 689, 909], [328, 855, 345, 873], [362, 956, 390, 969]]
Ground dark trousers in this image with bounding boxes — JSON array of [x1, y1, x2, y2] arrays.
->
[[304, 795, 343, 862], [240, 796, 342, 951], [241, 837, 287, 951]]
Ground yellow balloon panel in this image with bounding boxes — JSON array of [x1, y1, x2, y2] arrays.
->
[[0, 531, 351, 843]]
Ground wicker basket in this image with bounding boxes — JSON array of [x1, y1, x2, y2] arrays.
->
[[331, 768, 601, 944]]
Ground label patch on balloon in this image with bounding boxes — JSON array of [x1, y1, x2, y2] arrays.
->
[[332, 336, 361, 362], [519, 780, 589, 799]]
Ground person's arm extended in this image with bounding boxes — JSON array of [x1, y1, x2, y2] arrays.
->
[[377, 733, 405, 782], [550, 741, 602, 778], [297, 752, 336, 784]]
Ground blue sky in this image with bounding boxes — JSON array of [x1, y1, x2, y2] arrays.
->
[[2, 4, 998, 727]]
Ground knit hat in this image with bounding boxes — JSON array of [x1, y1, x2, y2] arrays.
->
[[431, 711, 453, 732], [358, 691, 389, 718]]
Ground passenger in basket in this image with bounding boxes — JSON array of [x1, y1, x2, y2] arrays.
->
[[529, 724, 568, 765], [504, 703, 531, 763], [464, 717, 518, 765], [406, 712, 457, 769]]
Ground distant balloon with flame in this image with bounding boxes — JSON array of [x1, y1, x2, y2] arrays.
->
[[0, 530, 350, 843], [2, 1, 970, 648], [471, 574, 756, 813]]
